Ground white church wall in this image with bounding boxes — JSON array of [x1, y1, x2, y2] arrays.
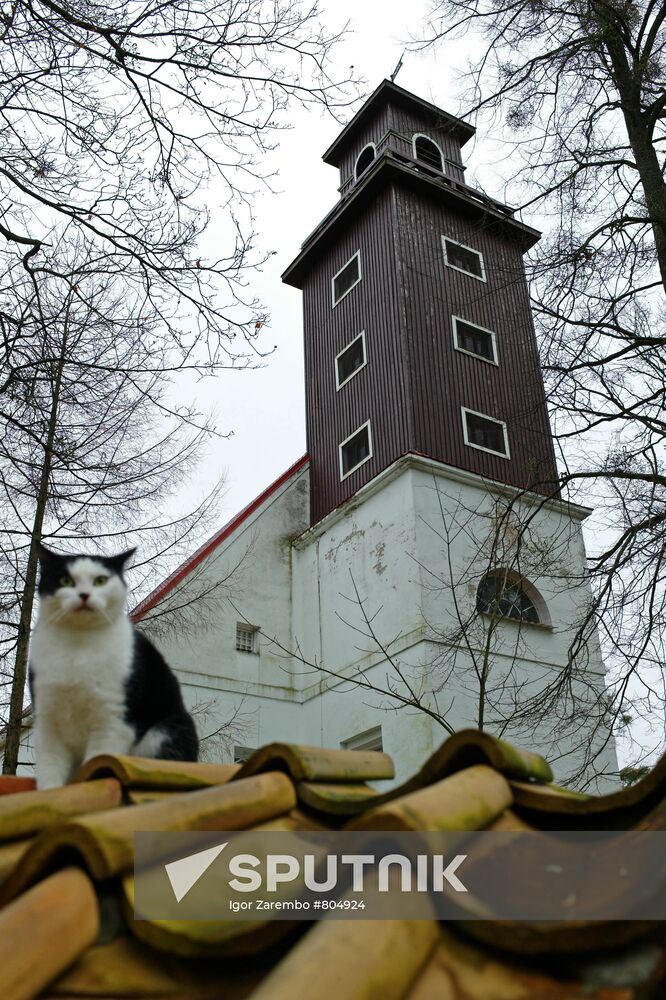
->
[[139, 461, 311, 755], [138, 451, 616, 788]]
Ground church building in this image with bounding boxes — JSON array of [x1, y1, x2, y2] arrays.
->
[[134, 81, 618, 789]]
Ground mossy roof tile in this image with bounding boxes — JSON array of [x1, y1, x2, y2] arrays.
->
[[0, 732, 663, 998]]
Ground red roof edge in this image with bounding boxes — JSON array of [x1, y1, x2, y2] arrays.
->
[[131, 455, 309, 622]]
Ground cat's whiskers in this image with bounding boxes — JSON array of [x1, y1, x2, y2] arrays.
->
[[47, 605, 70, 626]]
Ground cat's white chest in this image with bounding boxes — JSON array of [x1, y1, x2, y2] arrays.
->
[[31, 619, 135, 763]]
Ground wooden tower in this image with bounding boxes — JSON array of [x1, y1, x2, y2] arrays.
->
[[282, 80, 558, 526]]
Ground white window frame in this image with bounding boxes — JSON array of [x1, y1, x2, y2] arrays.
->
[[332, 250, 362, 308], [341, 725, 383, 752], [235, 621, 259, 653], [354, 143, 376, 180], [442, 235, 487, 282], [412, 133, 444, 171], [452, 315, 498, 366], [339, 419, 373, 480], [461, 406, 510, 460], [335, 331, 368, 390]]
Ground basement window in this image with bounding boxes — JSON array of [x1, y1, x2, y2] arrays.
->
[[462, 408, 510, 458], [442, 236, 486, 281], [336, 331, 367, 389], [332, 251, 362, 306], [235, 622, 259, 653], [413, 134, 443, 172], [452, 316, 498, 365], [339, 421, 373, 479], [355, 144, 376, 179], [341, 725, 383, 752]]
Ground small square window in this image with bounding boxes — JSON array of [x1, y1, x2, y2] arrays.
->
[[332, 252, 361, 306], [339, 421, 372, 479], [336, 332, 367, 389], [442, 237, 486, 281], [236, 622, 259, 653], [453, 316, 497, 364], [462, 408, 509, 458]]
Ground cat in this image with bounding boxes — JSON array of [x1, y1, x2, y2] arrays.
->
[[29, 543, 198, 788]]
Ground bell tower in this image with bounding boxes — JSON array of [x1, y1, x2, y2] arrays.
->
[[282, 79, 558, 526]]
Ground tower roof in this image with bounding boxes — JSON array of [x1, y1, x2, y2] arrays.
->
[[321, 79, 476, 167]]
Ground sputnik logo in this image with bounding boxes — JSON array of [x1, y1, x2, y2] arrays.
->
[[164, 842, 228, 902]]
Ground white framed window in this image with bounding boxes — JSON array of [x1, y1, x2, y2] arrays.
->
[[354, 143, 376, 179], [335, 331, 367, 390], [452, 315, 498, 365], [442, 236, 486, 282], [412, 133, 444, 172], [332, 251, 362, 307], [341, 725, 383, 752], [339, 420, 373, 480], [462, 407, 510, 459], [235, 622, 259, 653]]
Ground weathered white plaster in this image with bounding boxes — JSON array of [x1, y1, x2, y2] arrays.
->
[[135, 453, 617, 790]]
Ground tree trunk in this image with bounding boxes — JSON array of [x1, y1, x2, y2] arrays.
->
[[2, 322, 69, 774]]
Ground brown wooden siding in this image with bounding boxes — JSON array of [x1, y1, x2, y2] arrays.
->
[[337, 101, 466, 192], [337, 104, 394, 188], [302, 186, 412, 525], [395, 184, 558, 494], [301, 177, 557, 526]]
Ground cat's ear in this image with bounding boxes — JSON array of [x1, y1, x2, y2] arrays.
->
[[107, 548, 137, 572], [36, 542, 56, 564]]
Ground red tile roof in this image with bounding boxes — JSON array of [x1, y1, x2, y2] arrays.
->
[[132, 455, 309, 621]]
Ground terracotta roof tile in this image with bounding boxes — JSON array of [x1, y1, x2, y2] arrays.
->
[[0, 868, 98, 1000], [74, 754, 240, 789], [0, 772, 296, 904], [0, 778, 122, 842], [0, 729, 663, 998], [0, 776, 36, 796], [347, 764, 512, 832], [235, 742, 395, 782], [248, 919, 439, 1000]]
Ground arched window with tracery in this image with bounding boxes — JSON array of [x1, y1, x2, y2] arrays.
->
[[476, 570, 548, 625], [413, 134, 444, 172]]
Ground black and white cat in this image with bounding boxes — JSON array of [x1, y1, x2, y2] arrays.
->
[[30, 544, 198, 788]]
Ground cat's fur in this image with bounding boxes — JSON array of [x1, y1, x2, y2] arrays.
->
[[30, 544, 198, 788]]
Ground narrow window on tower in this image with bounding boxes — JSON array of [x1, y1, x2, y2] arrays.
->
[[452, 316, 498, 365], [339, 421, 373, 479], [462, 408, 510, 458], [336, 331, 367, 389], [354, 144, 376, 179], [413, 134, 443, 172], [442, 236, 486, 281], [332, 251, 362, 306]]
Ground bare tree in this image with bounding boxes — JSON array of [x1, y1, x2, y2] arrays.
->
[[413, 0, 666, 763], [0, 0, 355, 363], [0, 237, 229, 772]]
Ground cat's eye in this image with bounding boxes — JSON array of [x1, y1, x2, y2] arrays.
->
[[59, 574, 74, 587], [93, 575, 109, 586]]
